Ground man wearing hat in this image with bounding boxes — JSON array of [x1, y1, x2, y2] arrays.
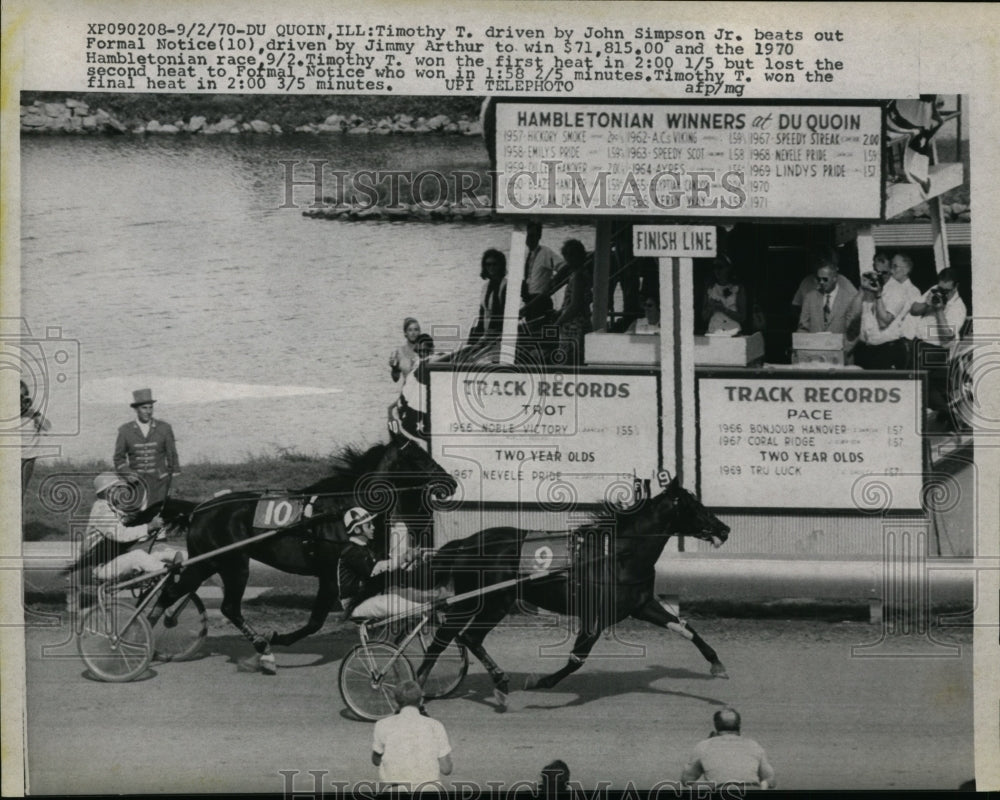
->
[[337, 506, 427, 621], [65, 472, 182, 612], [113, 388, 180, 508]]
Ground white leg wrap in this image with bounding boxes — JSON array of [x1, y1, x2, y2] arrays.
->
[[667, 621, 694, 640]]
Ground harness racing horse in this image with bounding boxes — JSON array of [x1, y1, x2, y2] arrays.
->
[[415, 475, 730, 709], [150, 431, 457, 673]]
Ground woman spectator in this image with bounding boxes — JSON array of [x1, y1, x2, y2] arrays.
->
[[701, 256, 748, 335], [627, 293, 660, 335], [468, 249, 507, 346], [389, 317, 422, 385]]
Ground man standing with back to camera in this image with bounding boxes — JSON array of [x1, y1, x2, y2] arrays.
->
[[113, 388, 180, 510]]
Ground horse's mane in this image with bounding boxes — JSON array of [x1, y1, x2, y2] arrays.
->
[[299, 442, 387, 496]]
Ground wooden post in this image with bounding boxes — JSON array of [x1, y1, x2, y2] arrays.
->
[[501, 226, 528, 365], [592, 221, 612, 332]]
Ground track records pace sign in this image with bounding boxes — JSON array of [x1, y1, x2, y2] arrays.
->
[[429, 369, 659, 506]]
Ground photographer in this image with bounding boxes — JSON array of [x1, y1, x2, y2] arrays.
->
[[907, 268, 967, 413], [854, 253, 922, 370]]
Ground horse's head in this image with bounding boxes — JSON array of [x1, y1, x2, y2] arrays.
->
[[381, 430, 458, 503], [648, 475, 729, 548]]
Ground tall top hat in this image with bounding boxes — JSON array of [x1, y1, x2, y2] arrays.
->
[[131, 388, 156, 407]]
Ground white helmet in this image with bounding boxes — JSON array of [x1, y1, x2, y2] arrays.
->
[[344, 507, 375, 535], [93, 472, 125, 496]]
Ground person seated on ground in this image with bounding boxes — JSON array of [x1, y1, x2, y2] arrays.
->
[[468, 249, 507, 347], [702, 256, 748, 335], [65, 473, 184, 611], [337, 507, 431, 621], [906, 267, 968, 415], [389, 317, 422, 386], [797, 250, 861, 354], [681, 707, 776, 789], [627, 293, 660, 334]]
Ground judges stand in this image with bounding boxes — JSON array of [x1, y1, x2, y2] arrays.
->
[[433, 98, 973, 639]]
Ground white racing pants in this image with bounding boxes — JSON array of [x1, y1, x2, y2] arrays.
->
[[93, 547, 182, 582], [351, 590, 430, 621]]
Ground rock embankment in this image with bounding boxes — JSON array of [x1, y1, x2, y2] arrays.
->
[[20, 99, 483, 137]]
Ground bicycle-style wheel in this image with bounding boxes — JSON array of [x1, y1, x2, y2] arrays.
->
[[338, 642, 416, 721], [153, 592, 207, 662], [396, 621, 469, 699], [77, 600, 154, 682]]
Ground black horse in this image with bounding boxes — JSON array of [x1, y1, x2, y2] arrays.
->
[[151, 431, 457, 672], [414, 476, 730, 708]]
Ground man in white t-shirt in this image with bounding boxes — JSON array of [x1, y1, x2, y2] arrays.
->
[[907, 267, 968, 412], [855, 253, 922, 370], [372, 680, 452, 789]]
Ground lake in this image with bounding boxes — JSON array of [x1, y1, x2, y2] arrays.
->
[[19, 135, 594, 464]]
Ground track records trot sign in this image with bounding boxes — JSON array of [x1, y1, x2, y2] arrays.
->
[[429, 367, 659, 506], [697, 373, 924, 511]]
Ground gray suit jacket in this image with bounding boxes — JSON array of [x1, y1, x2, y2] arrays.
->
[[798, 281, 860, 336]]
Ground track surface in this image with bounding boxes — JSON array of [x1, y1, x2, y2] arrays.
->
[[21, 606, 973, 793]]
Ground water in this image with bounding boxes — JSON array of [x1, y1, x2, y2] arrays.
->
[[19, 135, 594, 463]]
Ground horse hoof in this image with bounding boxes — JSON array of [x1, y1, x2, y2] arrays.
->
[[710, 662, 729, 679], [524, 674, 540, 691], [493, 688, 508, 712], [260, 654, 277, 675]]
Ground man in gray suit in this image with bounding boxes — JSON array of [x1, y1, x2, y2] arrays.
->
[[797, 255, 861, 342]]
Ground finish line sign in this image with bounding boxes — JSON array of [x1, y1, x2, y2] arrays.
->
[[633, 225, 717, 258]]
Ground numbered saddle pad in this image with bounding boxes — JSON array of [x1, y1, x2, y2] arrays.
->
[[252, 496, 307, 530], [519, 533, 575, 575]]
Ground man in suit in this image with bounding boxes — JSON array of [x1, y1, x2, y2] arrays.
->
[[797, 256, 861, 352], [113, 388, 180, 508]]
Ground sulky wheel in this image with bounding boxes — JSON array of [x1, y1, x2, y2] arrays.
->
[[338, 642, 415, 722], [395, 620, 468, 699], [77, 600, 154, 682], [152, 592, 208, 662]]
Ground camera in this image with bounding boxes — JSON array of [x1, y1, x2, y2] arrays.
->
[[1, 319, 81, 438], [861, 271, 886, 293], [929, 285, 948, 306]]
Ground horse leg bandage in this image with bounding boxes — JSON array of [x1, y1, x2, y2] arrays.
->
[[667, 621, 694, 640]]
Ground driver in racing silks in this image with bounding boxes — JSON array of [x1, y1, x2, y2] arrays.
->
[[64, 472, 185, 614], [337, 506, 433, 621]]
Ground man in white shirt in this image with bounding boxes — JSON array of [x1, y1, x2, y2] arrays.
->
[[372, 680, 452, 789], [521, 221, 561, 320], [907, 268, 968, 412], [854, 253, 922, 370]]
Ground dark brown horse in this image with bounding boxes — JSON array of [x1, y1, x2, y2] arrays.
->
[[151, 431, 457, 672], [414, 476, 730, 708]]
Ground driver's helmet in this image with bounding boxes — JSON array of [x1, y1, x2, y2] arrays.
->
[[344, 507, 375, 536]]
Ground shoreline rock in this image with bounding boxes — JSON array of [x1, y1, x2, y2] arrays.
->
[[20, 98, 483, 138]]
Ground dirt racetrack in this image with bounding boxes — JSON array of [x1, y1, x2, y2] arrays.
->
[[20, 604, 973, 793]]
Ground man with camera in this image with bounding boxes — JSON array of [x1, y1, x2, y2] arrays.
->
[[854, 253, 922, 370], [907, 268, 967, 413]]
